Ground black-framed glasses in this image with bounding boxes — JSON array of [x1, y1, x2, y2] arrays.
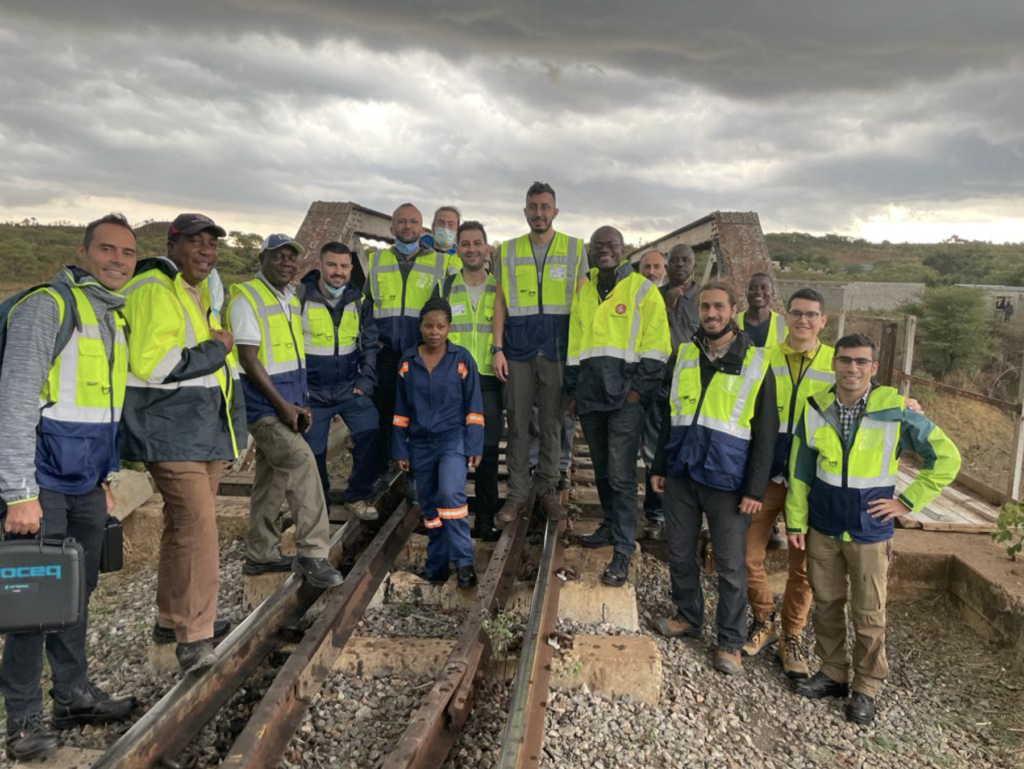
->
[[787, 310, 821, 321], [835, 355, 874, 367]]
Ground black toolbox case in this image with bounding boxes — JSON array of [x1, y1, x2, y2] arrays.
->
[[0, 536, 86, 633]]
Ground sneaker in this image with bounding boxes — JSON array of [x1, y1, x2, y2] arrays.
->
[[5, 713, 60, 762], [653, 616, 700, 639], [714, 648, 743, 675], [495, 499, 526, 529], [153, 618, 231, 646], [539, 493, 566, 521], [293, 557, 344, 589], [601, 552, 630, 587], [578, 525, 613, 549], [845, 691, 876, 725], [456, 565, 478, 589], [557, 471, 571, 491], [242, 555, 294, 575], [794, 671, 849, 699], [346, 499, 379, 522], [51, 682, 138, 729], [741, 614, 779, 657], [176, 639, 217, 674], [777, 633, 810, 679]]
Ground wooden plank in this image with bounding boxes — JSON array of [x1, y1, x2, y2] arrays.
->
[[893, 371, 1019, 413]]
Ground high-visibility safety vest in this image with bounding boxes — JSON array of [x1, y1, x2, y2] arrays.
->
[[120, 259, 245, 463], [497, 232, 585, 362], [228, 277, 306, 422], [786, 385, 961, 543], [769, 342, 835, 476], [665, 342, 771, 491], [302, 297, 360, 358], [34, 280, 128, 494], [367, 247, 459, 354], [737, 310, 788, 349], [439, 272, 497, 377]]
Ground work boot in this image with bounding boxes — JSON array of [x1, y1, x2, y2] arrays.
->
[[741, 614, 779, 657], [293, 557, 344, 589], [495, 499, 526, 529], [346, 499, 379, 522], [473, 512, 501, 542], [653, 616, 700, 639], [643, 519, 665, 541], [420, 568, 450, 585], [5, 713, 60, 762], [714, 648, 743, 675], [539, 493, 566, 521], [153, 618, 231, 645], [557, 471, 571, 491], [777, 633, 810, 679], [457, 565, 478, 589], [794, 671, 849, 699], [51, 681, 138, 729], [578, 525, 613, 549], [845, 692, 876, 725], [601, 552, 630, 587], [176, 639, 217, 674], [242, 555, 294, 575]]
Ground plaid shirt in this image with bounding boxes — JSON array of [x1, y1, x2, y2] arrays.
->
[[835, 389, 870, 441]]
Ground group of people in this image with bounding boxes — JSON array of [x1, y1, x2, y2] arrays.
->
[[0, 182, 962, 761]]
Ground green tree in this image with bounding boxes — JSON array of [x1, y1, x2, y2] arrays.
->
[[915, 286, 990, 378]]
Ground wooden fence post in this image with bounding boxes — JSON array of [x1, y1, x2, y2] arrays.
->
[[836, 309, 846, 341], [877, 321, 898, 387], [1008, 351, 1024, 503], [900, 316, 917, 397]]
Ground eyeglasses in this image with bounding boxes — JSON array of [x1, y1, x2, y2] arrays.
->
[[787, 310, 821, 321], [835, 355, 874, 367]]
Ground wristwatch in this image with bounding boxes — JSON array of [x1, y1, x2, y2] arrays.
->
[[490, 345, 503, 354]]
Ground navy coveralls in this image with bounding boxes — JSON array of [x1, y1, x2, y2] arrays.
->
[[392, 342, 484, 576]]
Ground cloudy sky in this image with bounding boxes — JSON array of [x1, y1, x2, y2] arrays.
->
[[2, 1, 1023, 245]]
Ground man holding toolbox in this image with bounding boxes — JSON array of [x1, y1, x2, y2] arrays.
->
[[0, 214, 140, 761]]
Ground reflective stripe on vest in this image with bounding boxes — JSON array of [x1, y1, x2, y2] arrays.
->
[[669, 343, 768, 440], [41, 286, 127, 425], [301, 300, 360, 357], [231, 278, 304, 376], [368, 248, 448, 320], [445, 274, 496, 377], [804, 395, 901, 490], [500, 233, 580, 318]]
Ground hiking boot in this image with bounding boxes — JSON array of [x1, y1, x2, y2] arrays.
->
[[495, 499, 526, 529], [51, 681, 138, 729], [153, 618, 231, 646], [242, 555, 294, 575], [293, 557, 344, 589], [346, 499, 379, 522], [601, 553, 630, 587], [578, 525, 613, 549], [653, 616, 700, 639], [845, 691, 876, 725], [741, 614, 779, 657], [794, 671, 849, 699], [176, 639, 217, 674], [456, 565, 478, 589], [714, 648, 743, 675], [777, 633, 810, 679], [6, 713, 59, 762], [539, 493, 566, 521]]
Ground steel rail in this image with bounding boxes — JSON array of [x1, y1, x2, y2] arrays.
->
[[92, 470, 403, 769], [221, 500, 420, 768], [495, 517, 566, 769], [382, 510, 532, 769]]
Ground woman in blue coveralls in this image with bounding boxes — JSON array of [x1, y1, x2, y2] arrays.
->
[[392, 298, 485, 588]]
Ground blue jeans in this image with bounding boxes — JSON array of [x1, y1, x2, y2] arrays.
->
[[1, 487, 106, 719], [304, 394, 379, 503]]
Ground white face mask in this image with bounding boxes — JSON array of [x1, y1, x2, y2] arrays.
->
[[433, 226, 457, 251]]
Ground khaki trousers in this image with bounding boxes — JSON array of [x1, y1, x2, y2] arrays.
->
[[745, 480, 813, 635], [147, 460, 223, 643], [247, 415, 331, 562], [505, 356, 565, 500], [806, 528, 891, 697]]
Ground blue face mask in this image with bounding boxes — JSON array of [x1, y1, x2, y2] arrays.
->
[[393, 238, 419, 256], [322, 281, 346, 299]]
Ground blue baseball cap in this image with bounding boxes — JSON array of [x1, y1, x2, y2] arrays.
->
[[260, 233, 305, 255]]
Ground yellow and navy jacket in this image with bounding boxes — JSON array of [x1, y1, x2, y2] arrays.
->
[[652, 331, 778, 497], [769, 342, 835, 477], [298, 270, 378, 404], [121, 257, 246, 463], [433, 271, 497, 378], [786, 384, 961, 543], [738, 309, 787, 349], [365, 246, 461, 355], [497, 232, 586, 362], [565, 262, 671, 414], [391, 342, 484, 461]]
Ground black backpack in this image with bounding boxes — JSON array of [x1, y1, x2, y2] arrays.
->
[[0, 282, 80, 375]]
